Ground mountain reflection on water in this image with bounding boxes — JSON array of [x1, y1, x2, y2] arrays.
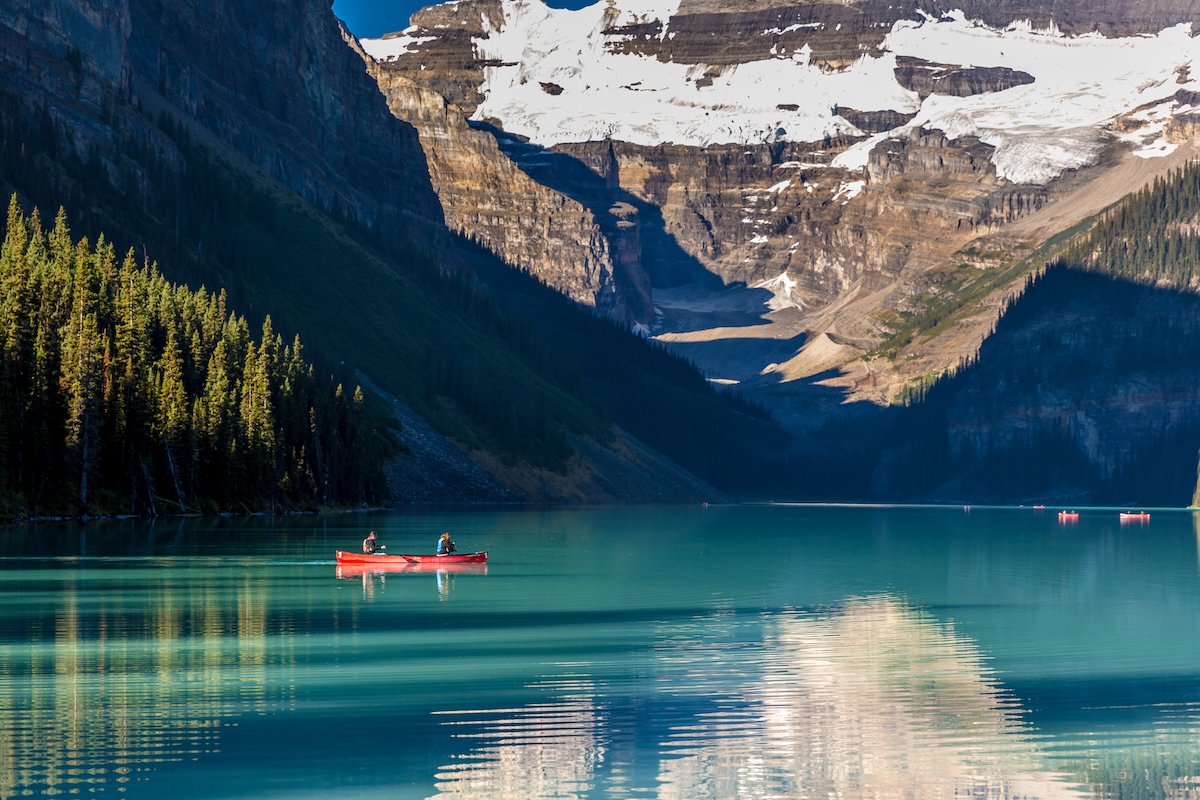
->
[[429, 596, 1087, 800], [3, 507, 1200, 798]]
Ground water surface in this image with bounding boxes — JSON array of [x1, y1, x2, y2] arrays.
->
[[2, 505, 1199, 798]]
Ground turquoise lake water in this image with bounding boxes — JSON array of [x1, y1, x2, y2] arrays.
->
[[2, 505, 1200, 799]]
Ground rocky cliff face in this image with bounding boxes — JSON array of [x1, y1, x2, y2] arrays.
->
[[128, 0, 445, 241], [0, 0, 132, 154], [552, 129, 1043, 303], [892, 57, 1036, 100], [362, 0, 1052, 314], [360, 43, 652, 323], [0, 0, 444, 246]]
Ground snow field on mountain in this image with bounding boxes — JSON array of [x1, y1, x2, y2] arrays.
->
[[1116, 99, 1198, 159], [465, 0, 912, 149], [364, 1, 1200, 186], [883, 15, 1200, 183]]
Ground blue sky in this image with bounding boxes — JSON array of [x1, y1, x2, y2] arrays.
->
[[334, 0, 597, 39]]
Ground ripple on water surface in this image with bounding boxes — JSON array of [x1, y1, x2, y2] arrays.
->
[[423, 597, 1090, 800]]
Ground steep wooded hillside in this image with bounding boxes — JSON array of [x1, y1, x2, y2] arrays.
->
[[877, 267, 1200, 505], [0, 0, 791, 503], [799, 164, 1200, 505], [0, 199, 394, 515]]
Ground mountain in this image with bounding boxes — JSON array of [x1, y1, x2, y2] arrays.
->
[[10, 0, 445, 241], [727, 163, 1200, 506], [0, 0, 792, 506], [13, 0, 1200, 507], [363, 0, 1200, 415], [353, 0, 1200, 503]]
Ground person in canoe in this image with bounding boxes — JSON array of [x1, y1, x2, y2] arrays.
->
[[363, 530, 386, 554], [436, 532, 456, 556]]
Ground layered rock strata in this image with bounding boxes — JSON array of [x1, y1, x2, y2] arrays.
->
[[548, 131, 1046, 305], [892, 58, 1036, 100], [587, 0, 1200, 68]]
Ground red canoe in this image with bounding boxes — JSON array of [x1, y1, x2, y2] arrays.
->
[[335, 550, 488, 565]]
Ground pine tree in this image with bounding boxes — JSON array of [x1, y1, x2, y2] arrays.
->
[[61, 256, 105, 507]]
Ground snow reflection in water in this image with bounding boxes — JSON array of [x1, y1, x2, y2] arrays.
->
[[430, 595, 1090, 800]]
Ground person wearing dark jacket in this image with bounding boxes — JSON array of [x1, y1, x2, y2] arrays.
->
[[436, 532, 456, 556], [363, 531, 385, 554]]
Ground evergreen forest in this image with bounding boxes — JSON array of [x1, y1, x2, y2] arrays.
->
[[1065, 159, 1200, 288], [0, 197, 392, 517]]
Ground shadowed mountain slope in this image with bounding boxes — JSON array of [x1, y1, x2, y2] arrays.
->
[[0, 0, 792, 503]]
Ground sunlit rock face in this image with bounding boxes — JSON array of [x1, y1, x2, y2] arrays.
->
[[361, 0, 1200, 317], [358, 39, 653, 324]]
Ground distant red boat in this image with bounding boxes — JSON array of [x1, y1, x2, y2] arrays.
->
[[1119, 512, 1150, 522], [335, 550, 488, 565], [1058, 511, 1079, 521]]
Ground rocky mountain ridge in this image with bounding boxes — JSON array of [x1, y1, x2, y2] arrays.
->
[[865, 266, 1200, 505]]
